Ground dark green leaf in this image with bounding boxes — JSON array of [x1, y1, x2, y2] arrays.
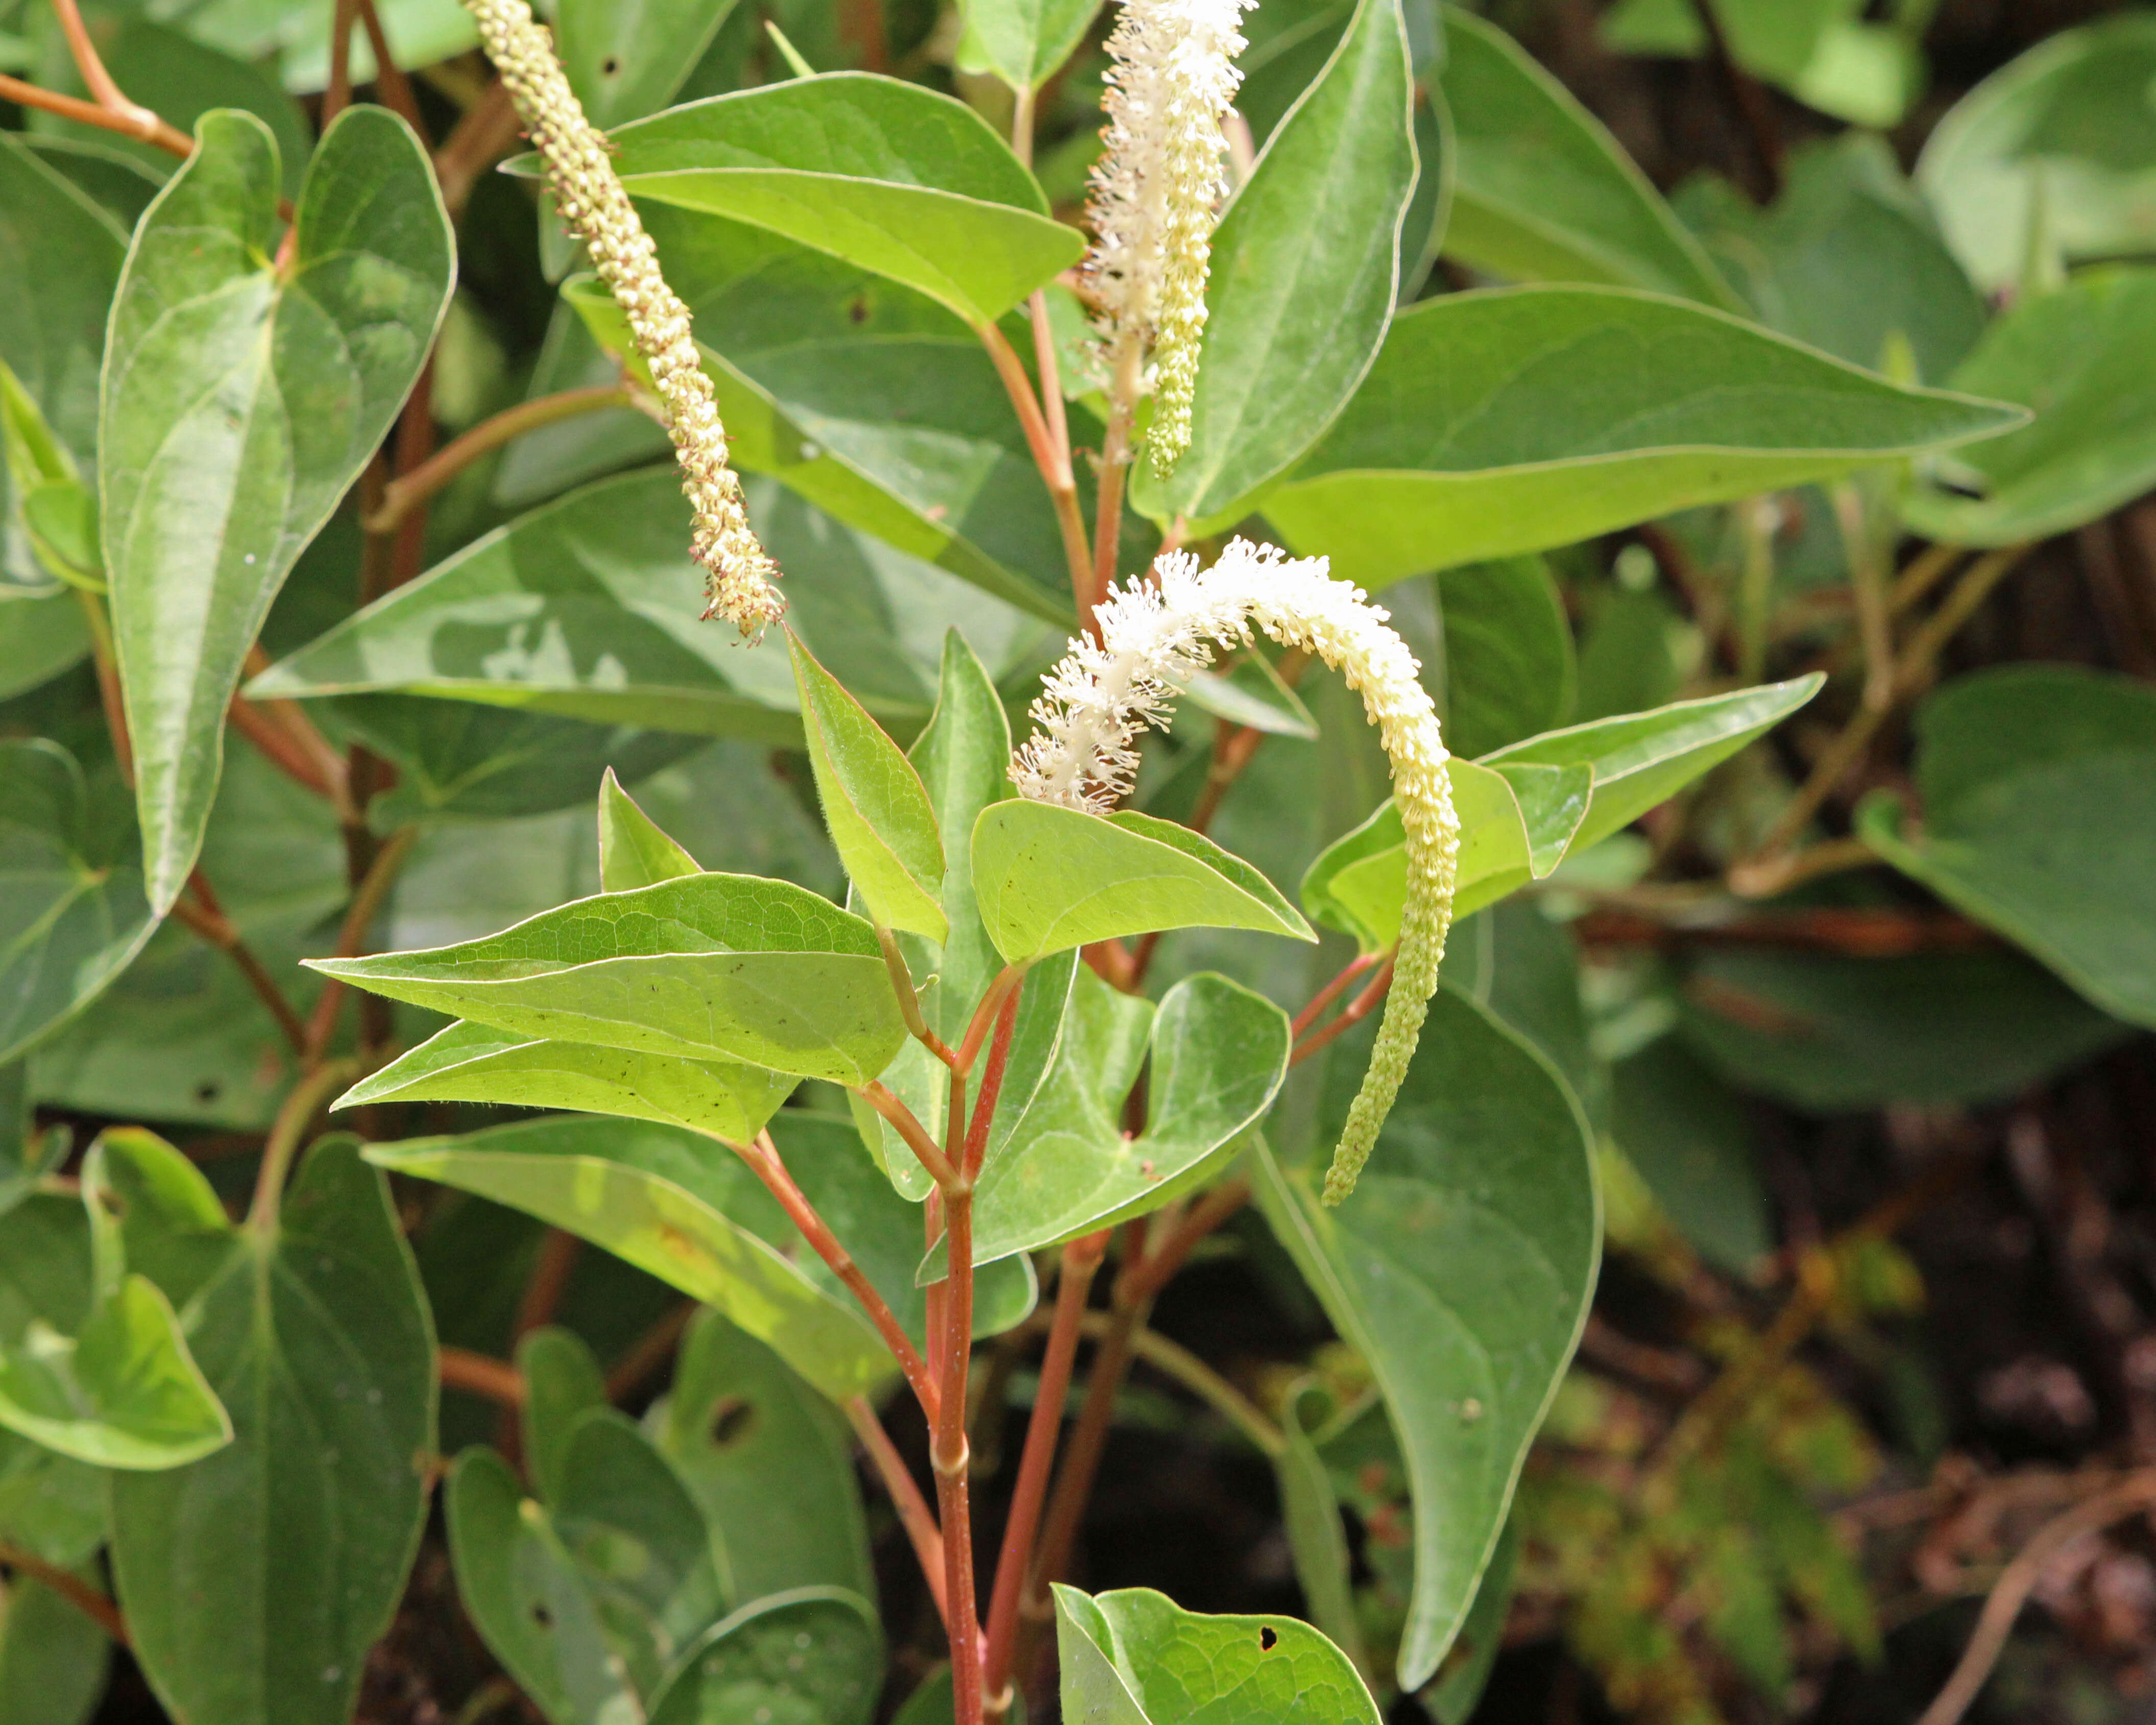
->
[[789, 629, 947, 939], [1254, 987, 1598, 1688], [559, 0, 743, 128], [965, 970, 1291, 1264], [0, 1567, 109, 1725], [0, 739, 157, 1064], [1053, 1584, 1383, 1723], [1904, 268, 2156, 545], [1275, 1383, 1374, 1690], [102, 107, 452, 909], [518, 1327, 610, 1507], [110, 1139, 437, 1725], [310, 872, 907, 1087], [604, 76, 1081, 324], [1611, 1037, 1771, 1275], [0, 592, 89, 698], [0, 1429, 106, 1571], [1262, 288, 2025, 588], [1440, 8, 1734, 305], [648, 1587, 884, 1725], [1857, 665, 2156, 1027], [1144, 0, 1417, 521], [1434, 558, 1574, 759], [653, 1312, 876, 1602], [972, 803, 1315, 963]]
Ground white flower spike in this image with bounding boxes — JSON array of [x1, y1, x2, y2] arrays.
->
[[460, 0, 783, 636], [1013, 540, 1462, 1204], [1083, 0, 1255, 477]]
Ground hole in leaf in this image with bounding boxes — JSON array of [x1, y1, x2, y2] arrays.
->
[[1259, 1626, 1278, 1651], [531, 1603, 553, 1628], [601, 55, 621, 75], [709, 1395, 757, 1447], [195, 1082, 220, 1104], [847, 296, 869, 324]]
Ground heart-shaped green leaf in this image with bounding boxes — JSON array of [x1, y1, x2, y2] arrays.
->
[[959, 0, 1103, 89], [1053, 1585, 1382, 1724], [1485, 675, 1824, 854], [101, 107, 452, 911], [604, 75, 1081, 325], [649, 1587, 884, 1725], [0, 740, 158, 1064], [789, 629, 947, 940], [973, 802, 1315, 964], [1439, 9, 1736, 306], [1254, 987, 1599, 1689], [109, 1139, 437, 1725], [600, 768, 705, 892], [962, 970, 1291, 1265], [1261, 288, 2024, 588], [1145, 0, 1417, 522], [654, 1313, 876, 1603], [1903, 268, 2156, 545], [307, 873, 906, 1087], [1856, 664, 2156, 1027], [340, 1019, 797, 1151]]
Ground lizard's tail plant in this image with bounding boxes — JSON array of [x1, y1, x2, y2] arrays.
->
[[1013, 538, 1464, 1203], [1083, 0, 1255, 477], [461, 0, 785, 635]]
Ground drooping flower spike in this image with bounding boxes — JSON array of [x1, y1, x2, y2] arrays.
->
[[1083, 0, 1255, 478], [459, 0, 783, 635], [1013, 539, 1462, 1204]]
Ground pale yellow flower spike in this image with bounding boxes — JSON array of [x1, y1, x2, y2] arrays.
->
[[1012, 540, 1462, 1204], [462, 0, 783, 635]]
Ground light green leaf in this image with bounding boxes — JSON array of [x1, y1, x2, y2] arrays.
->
[[110, 1139, 437, 1725], [653, 1312, 876, 1603], [1298, 757, 1587, 953], [1680, 947, 2131, 1112], [308, 873, 907, 1088], [101, 107, 452, 911], [367, 1114, 897, 1403], [648, 1587, 884, 1725], [0, 739, 158, 1064], [0, 591, 90, 698], [972, 802, 1315, 964], [517, 1327, 610, 1508], [1254, 986, 1599, 1688], [344, 1018, 797, 1144], [789, 629, 947, 940], [1434, 557, 1575, 759], [558, 0, 742, 128], [444, 1447, 651, 1725], [1421, 1522, 1515, 1724], [0, 1565, 110, 1725], [604, 75, 1081, 325], [1261, 287, 2025, 588], [959, 0, 1102, 88], [1440, 8, 1735, 306], [964, 970, 1291, 1264], [1904, 268, 2156, 546], [1146, 0, 1417, 521], [1485, 675, 1824, 854], [600, 767, 704, 891], [1181, 655, 1320, 739], [1053, 1584, 1383, 1724], [1915, 12, 2156, 294], [1857, 664, 2156, 1027]]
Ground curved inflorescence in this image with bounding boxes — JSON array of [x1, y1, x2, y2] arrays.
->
[[461, 0, 783, 635], [1012, 539, 1461, 1204], [1083, 0, 1254, 478]]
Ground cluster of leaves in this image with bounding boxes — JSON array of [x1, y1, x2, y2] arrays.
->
[[0, 0, 2153, 1722]]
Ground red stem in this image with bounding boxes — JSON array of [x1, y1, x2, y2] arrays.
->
[[1290, 950, 1384, 1040], [1291, 955, 1395, 1063], [934, 1176, 982, 1725], [982, 1232, 1107, 1708], [846, 1396, 950, 1631], [962, 977, 1026, 1181]]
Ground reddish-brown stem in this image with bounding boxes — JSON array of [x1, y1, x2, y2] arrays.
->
[[171, 874, 310, 1058], [956, 966, 1027, 1075], [49, 0, 187, 154], [980, 320, 1092, 603], [1125, 1179, 1251, 1303], [324, 0, 360, 126], [1290, 950, 1383, 1039], [386, 360, 438, 592], [1291, 955, 1396, 1063], [226, 690, 337, 803], [353, 0, 429, 144], [860, 1083, 962, 1189], [734, 1131, 940, 1419], [440, 1346, 525, 1407], [365, 386, 636, 534], [933, 1175, 982, 1725], [0, 70, 184, 154], [881, 925, 960, 1068], [603, 1301, 695, 1402], [302, 825, 418, 1065], [513, 1229, 583, 1341], [962, 978, 1025, 1181], [0, 1540, 128, 1645], [432, 79, 521, 219], [846, 1396, 949, 1630], [983, 1233, 1107, 1708], [1028, 291, 1074, 493]]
